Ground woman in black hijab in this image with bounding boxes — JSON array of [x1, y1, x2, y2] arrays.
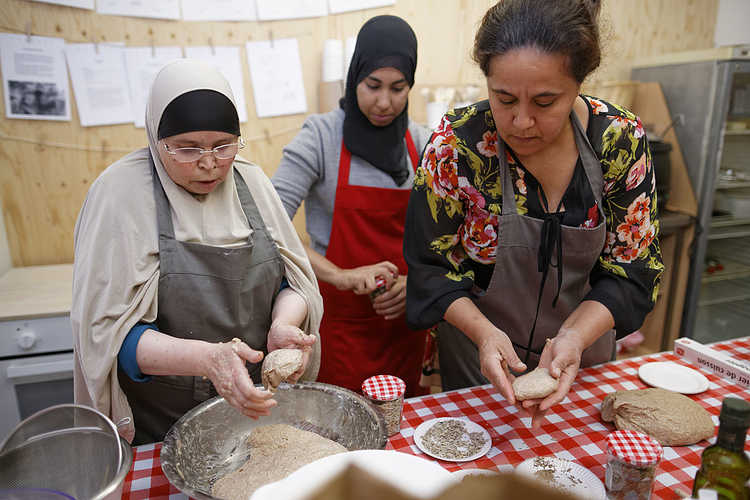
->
[[272, 15, 431, 397]]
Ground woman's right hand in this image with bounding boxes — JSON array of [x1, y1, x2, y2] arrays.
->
[[335, 261, 399, 295], [477, 328, 526, 404], [202, 339, 276, 419]]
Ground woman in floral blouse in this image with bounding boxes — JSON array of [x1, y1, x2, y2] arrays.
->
[[404, 0, 663, 427]]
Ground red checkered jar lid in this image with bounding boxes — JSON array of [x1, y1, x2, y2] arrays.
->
[[361, 375, 406, 401], [606, 430, 663, 466]]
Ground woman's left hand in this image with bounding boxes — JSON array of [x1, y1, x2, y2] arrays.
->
[[520, 328, 584, 429], [372, 275, 407, 320], [267, 320, 317, 382]]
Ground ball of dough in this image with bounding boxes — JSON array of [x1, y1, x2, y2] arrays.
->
[[261, 348, 303, 393], [512, 367, 559, 401], [601, 388, 715, 446]]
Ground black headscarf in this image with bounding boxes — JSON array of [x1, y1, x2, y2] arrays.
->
[[340, 15, 417, 186], [158, 89, 240, 140]]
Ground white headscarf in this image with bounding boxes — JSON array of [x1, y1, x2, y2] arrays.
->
[[72, 59, 322, 443]]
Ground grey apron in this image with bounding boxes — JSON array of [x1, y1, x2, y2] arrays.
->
[[120, 163, 284, 445], [437, 112, 615, 391]]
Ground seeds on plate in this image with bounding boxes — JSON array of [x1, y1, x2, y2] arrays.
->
[[421, 419, 487, 460], [532, 456, 583, 490]]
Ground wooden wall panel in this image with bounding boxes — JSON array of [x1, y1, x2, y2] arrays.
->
[[595, 0, 719, 83], [0, 0, 717, 266]]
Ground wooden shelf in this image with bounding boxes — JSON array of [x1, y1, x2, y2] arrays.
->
[[724, 129, 750, 136]]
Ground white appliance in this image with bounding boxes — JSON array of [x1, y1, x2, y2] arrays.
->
[[0, 315, 74, 438], [0, 265, 75, 439]]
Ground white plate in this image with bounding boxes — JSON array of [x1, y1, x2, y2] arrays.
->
[[638, 361, 709, 394], [515, 457, 605, 500], [250, 449, 454, 500], [413, 417, 491, 462]]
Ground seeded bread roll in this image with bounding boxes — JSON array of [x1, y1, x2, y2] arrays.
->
[[261, 348, 303, 393], [601, 388, 715, 446], [512, 367, 559, 401]]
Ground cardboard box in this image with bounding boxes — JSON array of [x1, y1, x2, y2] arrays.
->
[[674, 337, 750, 389]]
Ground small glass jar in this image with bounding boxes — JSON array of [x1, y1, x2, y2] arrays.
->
[[605, 429, 663, 500], [362, 375, 406, 437], [369, 277, 387, 301]]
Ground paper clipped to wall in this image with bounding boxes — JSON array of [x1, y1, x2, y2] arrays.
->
[[184, 46, 249, 123], [124, 47, 183, 128], [322, 39, 344, 83], [180, 0, 257, 21], [328, 0, 395, 14], [255, 0, 327, 20], [64, 43, 133, 127], [31, 0, 94, 9], [96, 0, 180, 20], [0, 33, 71, 121], [246, 38, 307, 118]]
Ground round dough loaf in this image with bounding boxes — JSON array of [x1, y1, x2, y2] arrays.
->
[[262, 348, 303, 392], [601, 388, 715, 446], [512, 367, 559, 401]]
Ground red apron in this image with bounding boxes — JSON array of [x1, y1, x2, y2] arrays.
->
[[316, 131, 428, 398]]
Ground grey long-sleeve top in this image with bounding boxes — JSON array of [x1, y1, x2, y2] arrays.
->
[[272, 108, 431, 256]]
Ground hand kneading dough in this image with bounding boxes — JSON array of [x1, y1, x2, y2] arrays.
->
[[601, 388, 715, 446], [512, 367, 559, 401], [262, 348, 303, 392]]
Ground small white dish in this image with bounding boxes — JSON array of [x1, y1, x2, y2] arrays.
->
[[413, 417, 491, 462], [515, 456, 605, 500], [250, 449, 453, 500], [638, 361, 709, 394]]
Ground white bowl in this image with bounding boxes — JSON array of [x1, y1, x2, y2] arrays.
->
[[251, 450, 455, 500]]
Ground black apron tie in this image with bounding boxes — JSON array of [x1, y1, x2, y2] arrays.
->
[[538, 212, 564, 307], [524, 189, 564, 364]]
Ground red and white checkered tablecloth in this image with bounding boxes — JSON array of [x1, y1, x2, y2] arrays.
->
[[123, 337, 750, 500]]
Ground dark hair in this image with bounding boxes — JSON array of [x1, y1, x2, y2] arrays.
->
[[473, 0, 601, 83]]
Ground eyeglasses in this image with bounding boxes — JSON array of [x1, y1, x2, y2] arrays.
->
[[162, 137, 245, 163]]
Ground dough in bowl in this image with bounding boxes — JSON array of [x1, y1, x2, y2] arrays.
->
[[512, 367, 559, 401], [211, 424, 346, 500], [262, 348, 303, 393], [601, 388, 715, 446]]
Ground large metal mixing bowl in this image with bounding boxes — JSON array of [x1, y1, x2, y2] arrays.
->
[[0, 434, 132, 500], [161, 382, 387, 500]]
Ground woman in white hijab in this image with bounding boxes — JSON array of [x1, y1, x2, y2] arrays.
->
[[72, 59, 323, 445]]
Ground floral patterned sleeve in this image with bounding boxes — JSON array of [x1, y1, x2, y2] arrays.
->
[[583, 97, 665, 336], [404, 109, 498, 329]]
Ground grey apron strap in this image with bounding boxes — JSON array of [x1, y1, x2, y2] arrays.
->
[[570, 111, 604, 205], [152, 157, 177, 240], [233, 168, 264, 230], [499, 140, 518, 216]]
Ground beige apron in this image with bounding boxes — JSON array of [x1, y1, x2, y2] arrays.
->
[[119, 163, 284, 444], [437, 112, 615, 391]]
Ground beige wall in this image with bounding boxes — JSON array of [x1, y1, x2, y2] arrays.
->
[[0, 0, 718, 266]]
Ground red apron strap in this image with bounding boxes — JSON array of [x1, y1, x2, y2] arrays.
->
[[405, 129, 419, 174], [337, 140, 353, 190]]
